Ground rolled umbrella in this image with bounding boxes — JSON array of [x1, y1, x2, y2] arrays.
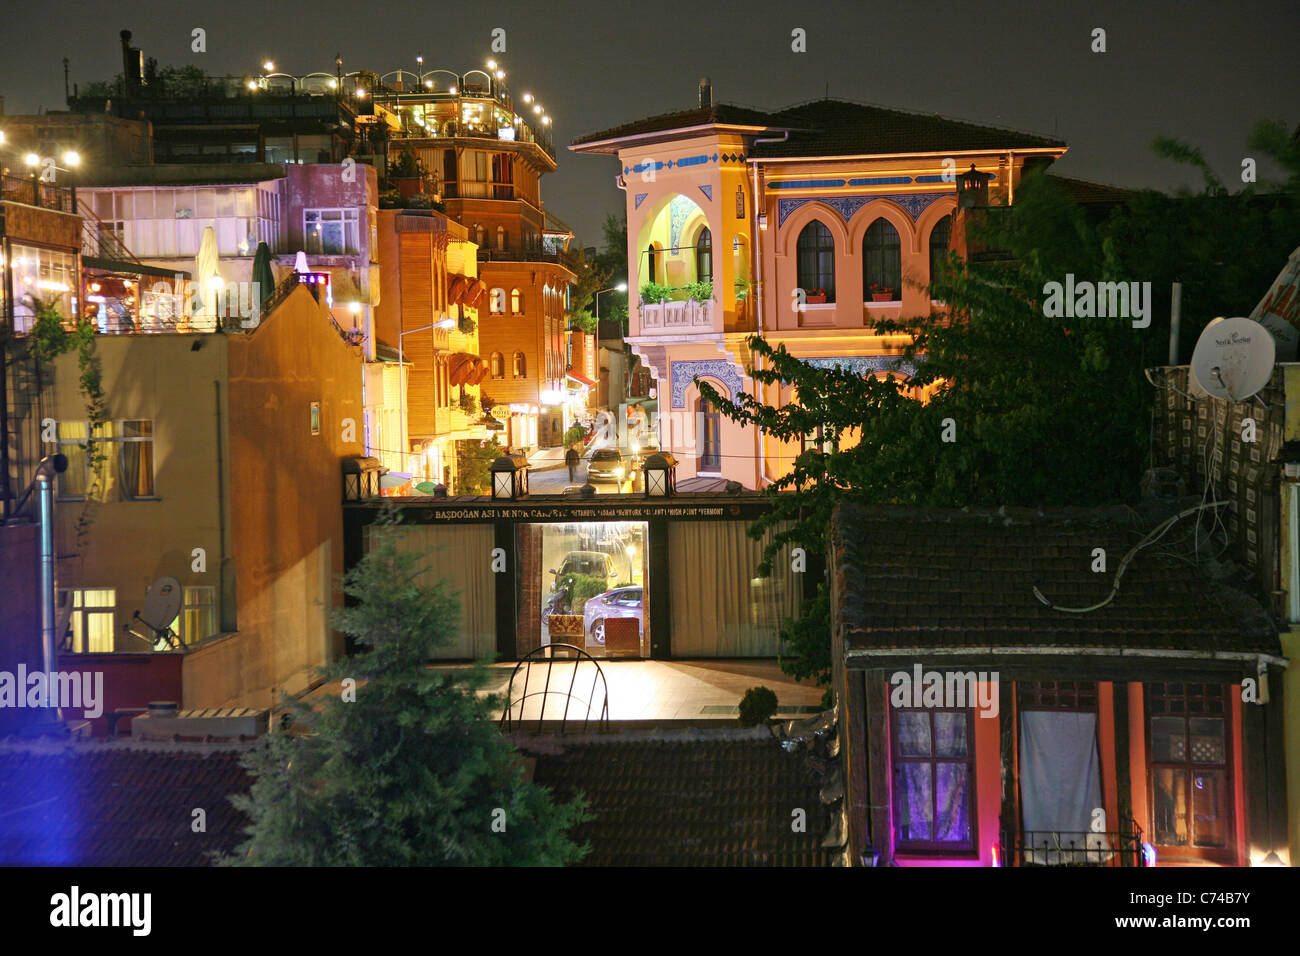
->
[[252, 242, 275, 314], [194, 226, 220, 321]]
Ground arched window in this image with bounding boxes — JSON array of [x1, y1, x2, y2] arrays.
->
[[928, 213, 953, 294], [490, 352, 504, 379], [489, 288, 506, 314], [513, 351, 526, 378], [496, 225, 506, 251], [510, 288, 522, 314], [646, 244, 660, 284], [863, 219, 901, 301], [696, 227, 713, 283], [475, 224, 485, 247], [796, 220, 836, 302]]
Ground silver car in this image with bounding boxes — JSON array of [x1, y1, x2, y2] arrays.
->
[[583, 586, 644, 645], [586, 448, 626, 483]]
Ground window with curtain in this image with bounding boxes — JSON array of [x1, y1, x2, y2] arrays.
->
[[1146, 682, 1233, 860], [696, 227, 713, 282], [796, 220, 836, 302], [513, 351, 526, 378], [57, 421, 151, 501], [491, 352, 504, 379], [1018, 681, 1107, 864], [381, 525, 496, 659], [863, 218, 902, 300], [59, 588, 116, 653], [511, 288, 522, 314], [118, 420, 155, 499], [667, 520, 799, 656], [929, 213, 953, 295], [169, 586, 217, 645], [892, 709, 975, 852], [801, 424, 835, 455]]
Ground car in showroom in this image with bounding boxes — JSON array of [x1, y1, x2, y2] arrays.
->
[[586, 447, 626, 483], [546, 550, 620, 613], [583, 585, 643, 645]]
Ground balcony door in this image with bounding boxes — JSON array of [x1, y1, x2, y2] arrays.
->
[[697, 396, 721, 473]]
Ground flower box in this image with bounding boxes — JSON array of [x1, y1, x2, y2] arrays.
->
[[871, 292, 894, 302], [805, 293, 827, 304]]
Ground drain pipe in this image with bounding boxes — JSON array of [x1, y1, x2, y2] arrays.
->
[[35, 454, 68, 716], [747, 133, 785, 486]]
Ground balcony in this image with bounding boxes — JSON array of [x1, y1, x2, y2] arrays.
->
[[998, 826, 1146, 867], [1, 174, 75, 213], [477, 247, 577, 270], [638, 297, 716, 335]]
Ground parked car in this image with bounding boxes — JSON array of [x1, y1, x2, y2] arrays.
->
[[586, 447, 626, 483], [583, 586, 643, 645], [548, 550, 618, 597]]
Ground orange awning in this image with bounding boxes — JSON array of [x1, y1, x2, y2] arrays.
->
[[448, 276, 468, 305], [449, 353, 478, 386]]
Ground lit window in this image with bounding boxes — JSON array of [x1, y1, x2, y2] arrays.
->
[[56, 420, 155, 500], [801, 425, 835, 455], [863, 219, 902, 301], [491, 352, 504, 379], [1146, 682, 1233, 861], [513, 351, 526, 378], [169, 586, 217, 645], [304, 208, 359, 255], [59, 588, 117, 653], [511, 288, 522, 314], [892, 708, 976, 852]]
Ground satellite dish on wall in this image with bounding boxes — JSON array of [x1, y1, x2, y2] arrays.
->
[[140, 576, 183, 630], [1190, 316, 1275, 401]]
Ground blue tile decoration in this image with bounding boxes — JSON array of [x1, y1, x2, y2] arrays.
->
[[671, 359, 745, 408], [846, 176, 913, 187], [777, 192, 945, 228], [678, 154, 710, 167], [802, 355, 918, 378], [668, 194, 699, 249], [769, 178, 848, 190], [698, 185, 713, 202], [635, 193, 649, 210]]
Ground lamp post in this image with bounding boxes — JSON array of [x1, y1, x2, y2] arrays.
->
[[397, 317, 455, 474], [24, 153, 40, 207], [593, 282, 627, 413]]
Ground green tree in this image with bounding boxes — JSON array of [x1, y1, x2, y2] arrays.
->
[[222, 508, 588, 866], [456, 437, 504, 495]]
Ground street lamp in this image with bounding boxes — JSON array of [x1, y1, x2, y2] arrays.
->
[[397, 317, 456, 473]]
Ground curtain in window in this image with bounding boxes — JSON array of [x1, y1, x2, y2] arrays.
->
[[118, 421, 153, 499], [382, 525, 496, 659], [1018, 710, 1108, 863], [668, 520, 798, 656], [894, 711, 971, 844], [58, 422, 88, 497]]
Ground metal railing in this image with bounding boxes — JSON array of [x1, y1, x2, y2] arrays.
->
[[999, 823, 1146, 867], [500, 644, 610, 734], [1, 174, 75, 213], [477, 247, 577, 270]]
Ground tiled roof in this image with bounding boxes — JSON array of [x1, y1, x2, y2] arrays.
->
[[570, 104, 779, 148], [756, 99, 1065, 157], [571, 98, 1064, 157], [830, 502, 1280, 656], [528, 732, 832, 866], [0, 741, 251, 866], [1047, 175, 1136, 205]]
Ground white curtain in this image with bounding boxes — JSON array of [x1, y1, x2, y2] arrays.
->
[[1018, 710, 1109, 864], [668, 520, 799, 656], [380, 525, 496, 659]]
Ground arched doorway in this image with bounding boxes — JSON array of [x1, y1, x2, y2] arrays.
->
[[697, 395, 721, 473]]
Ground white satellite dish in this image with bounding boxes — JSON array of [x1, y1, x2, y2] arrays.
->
[[1190, 316, 1275, 401], [141, 576, 183, 630]]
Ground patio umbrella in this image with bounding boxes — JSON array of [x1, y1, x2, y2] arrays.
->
[[252, 241, 276, 306], [294, 250, 310, 274], [194, 226, 220, 320]]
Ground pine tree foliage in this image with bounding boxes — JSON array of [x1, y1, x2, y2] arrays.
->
[[222, 509, 589, 866]]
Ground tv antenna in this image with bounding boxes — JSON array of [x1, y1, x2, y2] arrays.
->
[[124, 576, 185, 651]]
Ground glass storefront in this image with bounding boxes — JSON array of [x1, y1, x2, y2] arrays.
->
[[517, 521, 648, 659], [9, 244, 78, 332]]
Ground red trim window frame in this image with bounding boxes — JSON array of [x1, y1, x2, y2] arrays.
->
[[1144, 682, 1236, 864], [890, 707, 977, 856]]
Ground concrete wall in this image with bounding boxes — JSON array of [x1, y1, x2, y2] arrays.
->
[[198, 284, 363, 708]]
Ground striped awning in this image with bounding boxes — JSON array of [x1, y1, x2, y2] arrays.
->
[[463, 278, 488, 308], [448, 275, 469, 305], [449, 353, 478, 386]]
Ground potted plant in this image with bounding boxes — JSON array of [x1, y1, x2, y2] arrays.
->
[[869, 283, 895, 302], [638, 281, 674, 305], [804, 288, 827, 304], [684, 280, 713, 303]]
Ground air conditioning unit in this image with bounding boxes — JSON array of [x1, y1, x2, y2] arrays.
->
[[131, 705, 266, 739]]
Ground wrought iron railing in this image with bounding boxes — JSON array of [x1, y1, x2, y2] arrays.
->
[[1, 173, 75, 213], [500, 644, 610, 734], [999, 823, 1146, 867]]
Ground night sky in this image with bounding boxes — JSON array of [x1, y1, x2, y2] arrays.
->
[[2, 0, 1296, 246]]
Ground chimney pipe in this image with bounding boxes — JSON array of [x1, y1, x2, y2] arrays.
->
[[699, 77, 712, 109], [121, 30, 143, 97]]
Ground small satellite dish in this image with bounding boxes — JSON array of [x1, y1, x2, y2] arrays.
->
[[1190, 316, 1275, 401], [140, 576, 183, 631]]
